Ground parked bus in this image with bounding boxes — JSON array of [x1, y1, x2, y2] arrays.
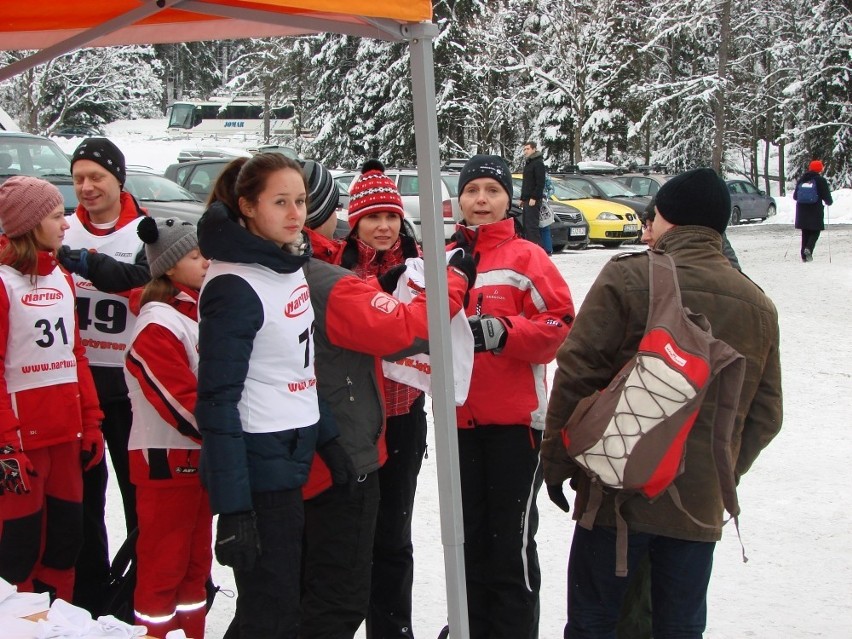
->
[[166, 96, 296, 139]]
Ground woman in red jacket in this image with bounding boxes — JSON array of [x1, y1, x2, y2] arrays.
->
[[0, 176, 104, 602], [449, 155, 575, 639], [124, 216, 211, 638], [339, 160, 425, 639]]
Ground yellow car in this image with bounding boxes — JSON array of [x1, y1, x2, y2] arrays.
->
[[513, 175, 639, 247]]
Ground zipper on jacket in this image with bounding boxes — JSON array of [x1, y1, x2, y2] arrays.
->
[[346, 376, 355, 402], [475, 292, 483, 316]]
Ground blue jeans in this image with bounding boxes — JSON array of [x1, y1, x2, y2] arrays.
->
[[565, 525, 715, 639]]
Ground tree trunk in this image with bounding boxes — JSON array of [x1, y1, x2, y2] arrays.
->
[[711, 0, 732, 174], [778, 140, 786, 196]]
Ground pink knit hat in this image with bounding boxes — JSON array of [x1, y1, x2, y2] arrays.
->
[[0, 176, 64, 239]]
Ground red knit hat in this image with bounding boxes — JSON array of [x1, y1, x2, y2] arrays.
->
[[808, 160, 824, 173], [0, 176, 64, 239], [347, 160, 405, 229]]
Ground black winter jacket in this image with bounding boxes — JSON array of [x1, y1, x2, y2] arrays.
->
[[794, 171, 833, 231], [195, 202, 321, 514], [520, 152, 546, 202]]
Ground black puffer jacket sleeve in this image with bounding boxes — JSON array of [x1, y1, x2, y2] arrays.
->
[[196, 273, 263, 514], [85, 247, 150, 293]]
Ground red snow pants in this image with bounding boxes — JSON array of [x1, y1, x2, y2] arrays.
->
[[133, 479, 212, 639], [0, 440, 83, 602]]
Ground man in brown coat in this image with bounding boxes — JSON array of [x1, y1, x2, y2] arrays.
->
[[542, 167, 783, 639]]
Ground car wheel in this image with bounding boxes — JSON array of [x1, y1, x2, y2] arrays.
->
[[600, 240, 623, 248], [730, 207, 741, 226], [766, 204, 776, 218]]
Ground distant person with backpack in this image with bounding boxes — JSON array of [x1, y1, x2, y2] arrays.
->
[[125, 217, 211, 639], [793, 159, 833, 262], [542, 167, 783, 638]]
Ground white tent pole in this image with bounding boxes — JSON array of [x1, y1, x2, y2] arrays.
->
[[407, 22, 470, 639]]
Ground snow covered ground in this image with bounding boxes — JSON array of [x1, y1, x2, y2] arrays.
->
[[88, 120, 852, 638]]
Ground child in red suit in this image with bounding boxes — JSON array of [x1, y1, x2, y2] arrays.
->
[[125, 216, 211, 638], [0, 176, 103, 602]]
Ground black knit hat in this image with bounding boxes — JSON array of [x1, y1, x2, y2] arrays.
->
[[654, 168, 731, 234], [457, 155, 513, 201], [71, 137, 126, 187], [302, 159, 339, 229]]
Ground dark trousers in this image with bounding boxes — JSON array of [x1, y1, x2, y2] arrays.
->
[[367, 393, 427, 639], [616, 554, 652, 639], [224, 489, 305, 639], [73, 397, 136, 614], [522, 203, 544, 248], [565, 525, 715, 639], [457, 425, 543, 639], [301, 471, 381, 639], [801, 229, 821, 259]]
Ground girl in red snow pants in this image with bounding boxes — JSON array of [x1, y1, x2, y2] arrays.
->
[[124, 216, 211, 638]]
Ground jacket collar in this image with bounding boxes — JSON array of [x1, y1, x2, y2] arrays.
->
[[655, 225, 724, 254], [454, 216, 518, 253], [74, 191, 146, 235], [198, 201, 311, 274]]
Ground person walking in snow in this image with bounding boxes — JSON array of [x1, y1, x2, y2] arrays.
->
[[125, 217, 211, 638], [0, 176, 104, 603], [793, 159, 833, 262]]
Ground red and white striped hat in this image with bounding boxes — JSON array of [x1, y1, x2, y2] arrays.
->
[[347, 159, 404, 230]]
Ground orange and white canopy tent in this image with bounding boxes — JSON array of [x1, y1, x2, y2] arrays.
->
[[0, 0, 433, 79], [1, 2, 471, 637]]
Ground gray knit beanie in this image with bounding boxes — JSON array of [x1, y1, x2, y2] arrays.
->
[[137, 216, 198, 279]]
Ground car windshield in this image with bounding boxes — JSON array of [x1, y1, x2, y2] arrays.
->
[[590, 177, 640, 198], [550, 178, 591, 201], [0, 136, 71, 179], [125, 174, 199, 202]]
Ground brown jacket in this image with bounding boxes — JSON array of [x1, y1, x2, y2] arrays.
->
[[542, 226, 782, 541]]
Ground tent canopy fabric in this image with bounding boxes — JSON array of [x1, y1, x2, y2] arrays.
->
[[0, 0, 433, 51]]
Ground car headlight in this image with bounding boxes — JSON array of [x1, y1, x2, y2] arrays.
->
[[596, 212, 620, 220]]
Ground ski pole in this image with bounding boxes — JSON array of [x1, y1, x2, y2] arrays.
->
[[826, 205, 831, 263], [783, 229, 796, 261]]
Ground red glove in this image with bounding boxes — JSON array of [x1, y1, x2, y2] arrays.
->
[[80, 427, 105, 472], [0, 444, 37, 495]]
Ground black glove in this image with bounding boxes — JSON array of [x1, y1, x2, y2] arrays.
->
[[377, 264, 408, 294], [468, 315, 507, 353], [57, 246, 91, 279], [0, 445, 37, 495], [215, 511, 261, 571], [447, 250, 477, 292], [547, 484, 571, 513], [316, 438, 357, 490]]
